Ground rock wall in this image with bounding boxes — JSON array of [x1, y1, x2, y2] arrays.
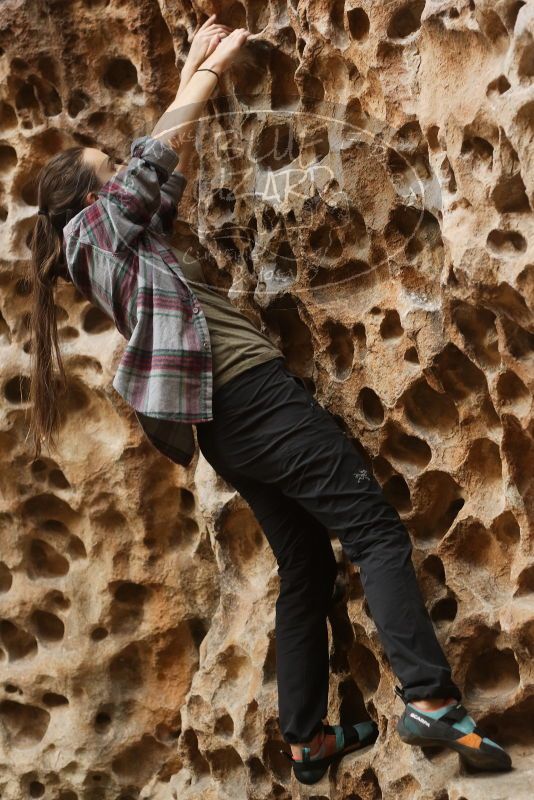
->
[[0, 1, 533, 798]]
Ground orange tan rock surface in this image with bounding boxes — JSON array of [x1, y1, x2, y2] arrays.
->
[[0, 1, 533, 798]]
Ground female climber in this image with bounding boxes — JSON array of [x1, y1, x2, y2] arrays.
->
[[27, 13, 511, 786]]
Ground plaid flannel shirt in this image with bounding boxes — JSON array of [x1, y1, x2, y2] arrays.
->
[[63, 134, 214, 467]]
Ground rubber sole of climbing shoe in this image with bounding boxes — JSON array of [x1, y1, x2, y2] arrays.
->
[[396, 707, 512, 772], [281, 720, 379, 785]]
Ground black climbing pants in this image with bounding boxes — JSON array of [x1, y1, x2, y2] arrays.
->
[[195, 356, 462, 744]]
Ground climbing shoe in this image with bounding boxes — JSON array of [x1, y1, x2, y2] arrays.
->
[[394, 685, 512, 771], [280, 720, 379, 785]]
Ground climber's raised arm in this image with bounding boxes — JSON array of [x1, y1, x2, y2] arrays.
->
[[151, 27, 252, 151]]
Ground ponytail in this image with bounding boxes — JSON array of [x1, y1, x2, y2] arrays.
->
[[25, 146, 99, 459]]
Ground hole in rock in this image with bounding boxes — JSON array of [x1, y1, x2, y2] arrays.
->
[[310, 225, 343, 259], [91, 626, 108, 641], [346, 644, 380, 699], [348, 8, 370, 40], [486, 74, 511, 98], [344, 96, 370, 131], [401, 377, 459, 433], [264, 295, 314, 375], [431, 596, 457, 624], [465, 647, 519, 697], [212, 187, 235, 216], [247, 755, 268, 782], [94, 710, 112, 731], [487, 229, 527, 256], [422, 554, 446, 584], [301, 71, 326, 105], [382, 474, 411, 513], [515, 565, 534, 596], [15, 82, 39, 115], [358, 387, 384, 425], [380, 309, 403, 339], [155, 719, 181, 743], [182, 727, 210, 776], [0, 562, 12, 593], [426, 125, 440, 150], [0, 620, 38, 660], [496, 369, 529, 413], [410, 471, 464, 541], [44, 591, 69, 613], [310, 260, 370, 295], [83, 306, 113, 334], [461, 134, 494, 166], [387, 1, 425, 38], [48, 469, 70, 489], [431, 342, 487, 400], [403, 346, 419, 365], [67, 89, 90, 117], [214, 712, 234, 737], [108, 642, 144, 689], [492, 172, 529, 212], [254, 122, 299, 171], [500, 316, 534, 359], [385, 205, 422, 255], [381, 422, 432, 472], [274, 240, 297, 283], [42, 692, 68, 707], [0, 100, 17, 131], [0, 700, 50, 746], [263, 633, 277, 683], [206, 745, 245, 779], [31, 76, 62, 117], [112, 582, 148, 605], [247, 0, 269, 33], [451, 302, 499, 367], [87, 111, 106, 129], [326, 321, 354, 380], [492, 509, 520, 549], [4, 375, 31, 403], [271, 50, 299, 109], [500, 0, 525, 31], [102, 57, 138, 91], [462, 437, 502, 488], [179, 487, 195, 512], [30, 610, 64, 642], [518, 42, 534, 79], [0, 144, 17, 171], [27, 539, 69, 578]]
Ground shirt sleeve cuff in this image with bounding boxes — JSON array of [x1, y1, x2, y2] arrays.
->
[[130, 135, 180, 182], [163, 171, 187, 199]]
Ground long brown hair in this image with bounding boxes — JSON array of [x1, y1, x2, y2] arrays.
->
[[26, 146, 99, 460]]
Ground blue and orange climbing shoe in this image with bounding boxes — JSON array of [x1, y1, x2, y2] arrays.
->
[[394, 685, 512, 771], [280, 720, 379, 785]]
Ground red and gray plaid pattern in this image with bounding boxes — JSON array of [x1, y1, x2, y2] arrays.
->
[[63, 135, 214, 466]]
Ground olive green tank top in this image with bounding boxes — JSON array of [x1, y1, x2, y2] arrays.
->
[[169, 245, 284, 394]]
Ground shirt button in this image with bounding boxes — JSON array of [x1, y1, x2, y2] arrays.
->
[[193, 306, 200, 314], [203, 341, 209, 349]]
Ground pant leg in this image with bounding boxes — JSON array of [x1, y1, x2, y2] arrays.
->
[[197, 424, 338, 743], [197, 357, 462, 704]]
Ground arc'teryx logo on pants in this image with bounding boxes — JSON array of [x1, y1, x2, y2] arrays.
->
[[353, 468, 370, 483]]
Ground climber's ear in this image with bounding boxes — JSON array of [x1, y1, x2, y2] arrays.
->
[[84, 190, 99, 207]]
